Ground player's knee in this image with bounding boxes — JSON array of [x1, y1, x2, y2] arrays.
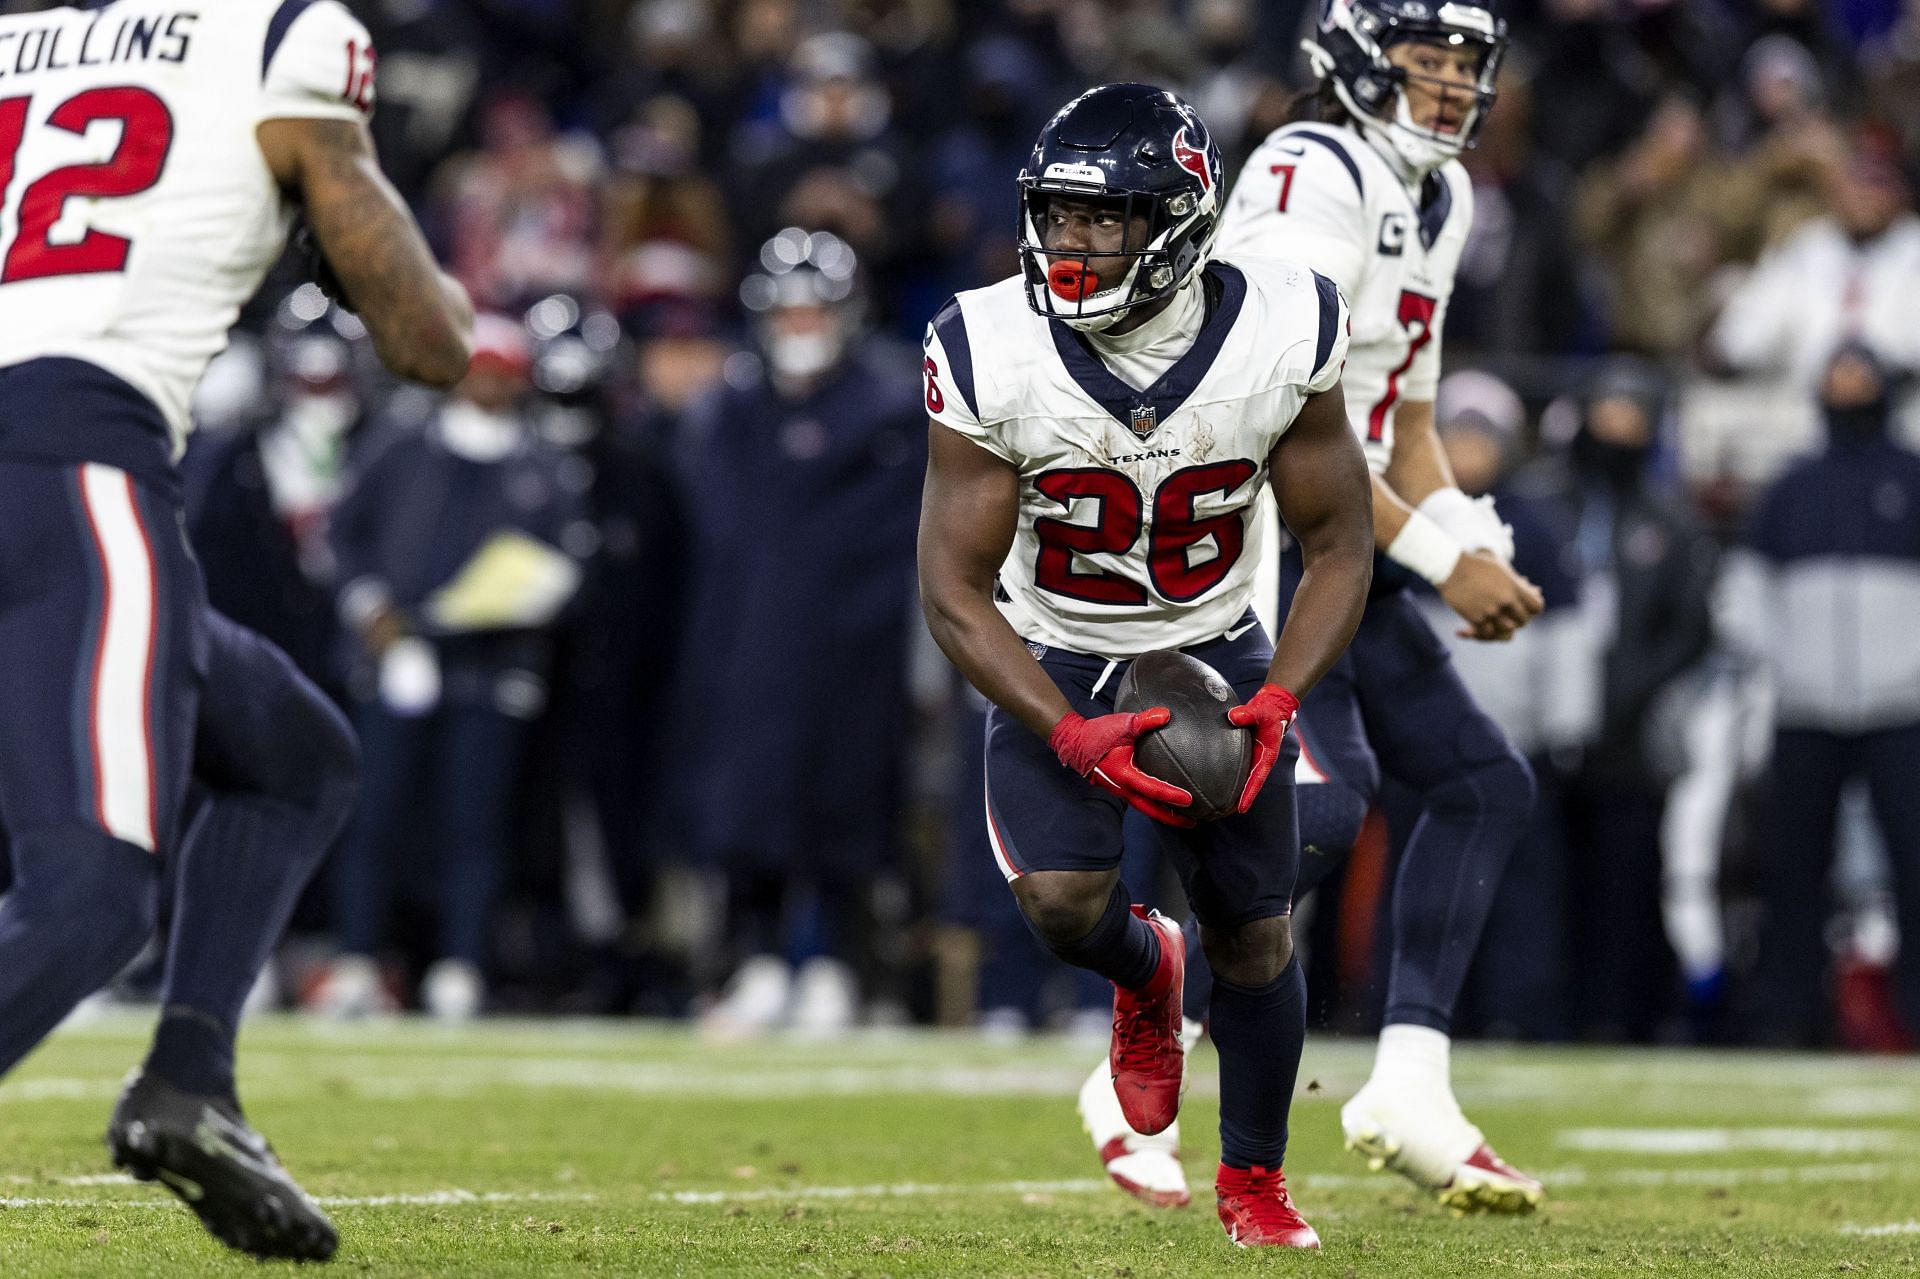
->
[[269, 671, 360, 836], [1298, 780, 1368, 863], [1011, 871, 1115, 947], [7, 827, 157, 977], [1202, 914, 1294, 988], [1431, 742, 1535, 822]]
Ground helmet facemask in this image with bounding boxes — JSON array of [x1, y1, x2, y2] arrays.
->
[[1305, 1, 1507, 175], [1017, 182, 1215, 333]]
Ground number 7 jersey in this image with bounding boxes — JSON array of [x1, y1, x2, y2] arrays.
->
[[1217, 120, 1472, 474], [923, 260, 1348, 660], [0, 0, 376, 458]]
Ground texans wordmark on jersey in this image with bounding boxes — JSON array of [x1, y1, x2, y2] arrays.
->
[[925, 258, 1349, 660]]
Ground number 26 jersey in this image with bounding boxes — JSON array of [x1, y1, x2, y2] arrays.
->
[[923, 259, 1349, 660], [0, 0, 377, 458]]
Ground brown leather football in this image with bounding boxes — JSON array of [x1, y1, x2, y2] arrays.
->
[[1113, 649, 1252, 822]]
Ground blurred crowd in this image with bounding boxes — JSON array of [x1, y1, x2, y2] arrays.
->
[[160, 0, 1920, 1047]]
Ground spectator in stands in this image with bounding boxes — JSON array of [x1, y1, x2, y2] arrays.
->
[[185, 290, 369, 701], [670, 231, 924, 1036], [321, 316, 588, 1020], [1531, 361, 1719, 1039], [1452, 57, 1587, 358], [1708, 126, 1920, 444], [434, 92, 604, 310], [1575, 92, 1740, 358], [1733, 344, 1920, 1045], [728, 32, 920, 316]]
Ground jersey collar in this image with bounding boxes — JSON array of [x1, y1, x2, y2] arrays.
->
[[1048, 262, 1246, 439]]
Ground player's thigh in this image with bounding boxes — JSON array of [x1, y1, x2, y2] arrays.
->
[[1150, 736, 1302, 930], [1351, 592, 1515, 794], [980, 655, 1130, 883], [0, 461, 203, 855], [194, 609, 353, 804]]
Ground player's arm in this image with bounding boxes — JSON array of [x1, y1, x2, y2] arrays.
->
[[257, 119, 473, 387], [917, 423, 1191, 824], [1220, 382, 1373, 814], [1265, 383, 1374, 697]]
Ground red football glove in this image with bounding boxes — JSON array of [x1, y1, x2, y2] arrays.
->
[[1225, 684, 1300, 814], [1048, 708, 1195, 828]]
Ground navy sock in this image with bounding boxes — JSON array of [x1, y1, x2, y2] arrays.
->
[[1210, 956, 1307, 1169], [1037, 884, 1162, 990], [145, 789, 337, 1096], [145, 1007, 236, 1098], [0, 828, 157, 1077]]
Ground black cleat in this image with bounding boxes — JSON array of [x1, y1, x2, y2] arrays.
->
[[106, 1071, 338, 1262]]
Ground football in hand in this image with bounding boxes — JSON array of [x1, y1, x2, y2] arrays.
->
[[1113, 650, 1252, 822]]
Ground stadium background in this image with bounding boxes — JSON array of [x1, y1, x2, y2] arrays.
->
[[55, 0, 1920, 1047]]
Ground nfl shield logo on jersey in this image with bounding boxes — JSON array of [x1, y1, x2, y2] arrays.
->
[[1129, 403, 1158, 439]]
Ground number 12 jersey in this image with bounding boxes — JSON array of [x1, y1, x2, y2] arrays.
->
[[924, 259, 1349, 660], [0, 0, 377, 457]]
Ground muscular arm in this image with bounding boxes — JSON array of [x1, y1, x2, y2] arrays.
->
[[917, 424, 1075, 738], [256, 117, 473, 387], [1266, 383, 1374, 696]]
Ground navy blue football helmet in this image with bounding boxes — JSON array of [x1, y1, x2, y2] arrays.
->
[[1305, 0, 1508, 172], [1017, 84, 1223, 332]]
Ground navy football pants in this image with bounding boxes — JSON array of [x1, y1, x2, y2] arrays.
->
[[0, 460, 354, 1076], [1282, 579, 1535, 1032]]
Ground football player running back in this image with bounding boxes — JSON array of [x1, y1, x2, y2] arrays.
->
[[0, 0, 473, 1260], [919, 84, 1374, 1248], [1075, 0, 1549, 1216]]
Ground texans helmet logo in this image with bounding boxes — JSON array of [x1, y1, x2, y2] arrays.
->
[[1171, 127, 1212, 193]]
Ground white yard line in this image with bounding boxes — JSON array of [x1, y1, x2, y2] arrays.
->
[[1842, 1220, 1920, 1237], [0, 1163, 1909, 1215], [1556, 1127, 1905, 1155]]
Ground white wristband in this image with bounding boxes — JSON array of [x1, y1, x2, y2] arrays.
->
[[1386, 509, 1464, 586], [1416, 486, 1477, 536]]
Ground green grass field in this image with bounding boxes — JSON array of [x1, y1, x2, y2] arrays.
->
[[2, 1014, 1917, 1276]]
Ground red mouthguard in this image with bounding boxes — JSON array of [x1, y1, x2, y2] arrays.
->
[[1048, 260, 1100, 302]]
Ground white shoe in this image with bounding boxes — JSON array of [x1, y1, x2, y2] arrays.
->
[[1077, 1053, 1189, 1208], [422, 959, 485, 1022], [1340, 1078, 1543, 1215], [310, 955, 398, 1019], [788, 957, 858, 1038], [701, 955, 792, 1038]]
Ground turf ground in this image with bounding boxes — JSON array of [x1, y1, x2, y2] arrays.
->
[[2, 1014, 1917, 1276]]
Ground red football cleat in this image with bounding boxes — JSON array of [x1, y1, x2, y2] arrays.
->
[[1108, 908, 1185, 1136], [1216, 1163, 1320, 1248]]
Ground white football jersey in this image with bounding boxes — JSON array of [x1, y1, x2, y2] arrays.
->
[[1218, 120, 1473, 474], [0, 0, 377, 455], [923, 260, 1349, 660]]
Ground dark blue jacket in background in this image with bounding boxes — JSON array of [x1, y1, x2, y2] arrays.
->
[[330, 414, 588, 709], [183, 426, 354, 701], [666, 340, 927, 874], [1745, 430, 1920, 731]]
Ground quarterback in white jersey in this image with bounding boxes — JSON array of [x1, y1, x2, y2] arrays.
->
[[921, 84, 1373, 1248], [0, 0, 472, 1261], [1073, 0, 1551, 1221]]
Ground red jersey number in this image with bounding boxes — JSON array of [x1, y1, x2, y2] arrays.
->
[[1033, 461, 1259, 605], [1366, 290, 1438, 443], [0, 87, 175, 285]]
